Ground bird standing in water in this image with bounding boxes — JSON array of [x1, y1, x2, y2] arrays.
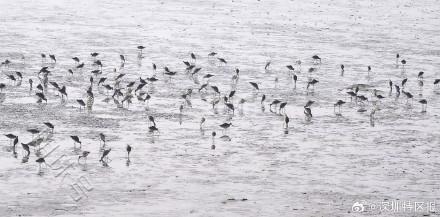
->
[[126, 145, 132, 162]]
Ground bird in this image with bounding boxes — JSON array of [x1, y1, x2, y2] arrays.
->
[[304, 100, 315, 108], [261, 94, 266, 105], [265, 61, 271, 70], [72, 57, 80, 64], [402, 78, 408, 89], [200, 117, 206, 130], [249, 82, 259, 91], [284, 115, 289, 129], [217, 58, 227, 64], [77, 99, 86, 111], [100, 148, 112, 165], [419, 99, 427, 112], [27, 129, 40, 138], [43, 122, 54, 132], [78, 151, 90, 165], [99, 133, 106, 148], [126, 145, 132, 161], [312, 55, 321, 64], [219, 123, 232, 134], [304, 107, 312, 121], [0, 83, 5, 92], [334, 100, 346, 115], [434, 79, 440, 87], [36, 92, 47, 104], [286, 65, 295, 71], [36, 157, 46, 174], [70, 136, 82, 149], [21, 142, 30, 157], [211, 131, 216, 150], [49, 54, 56, 63]]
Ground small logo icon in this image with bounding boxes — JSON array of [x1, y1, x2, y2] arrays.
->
[[352, 202, 365, 213]]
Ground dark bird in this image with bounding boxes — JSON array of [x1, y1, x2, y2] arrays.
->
[[249, 82, 259, 91], [49, 54, 56, 63], [76, 63, 84, 69], [261, 94, 266, 104], [72, 57, 80, 63], [21, 143, 30, 157], [419, 99, 427, 112], [304, 107, 312, 120], [208, 52, 217, 57], [270, 99, 281, 109], [120, 54, 126, 63], [99, 148, 112, 163], [36, 92, 47, 103], [265, 61, 271, 70], [312, 55, 321, 63], [219, 122, 232, 134], [334, 100, 346, 114], [217, 58, 227, 64], [418, 71, 424, 79], [402, 78, 408, 88], [76, 99, 86, 110], [70, 135, 82, 149], [304, 100, 314, 108], [286, 65, 295, 71], [43, 122, 54, 132], [126, 145, 132, 160], [98, 77, 107, 86], [78, 151, 90, 163], [284, 115, 289, 129], [0, 83, 5, 92], [434, 79, 440, 86], [211, 86, 220, 95], [91, 52, 99, 57]]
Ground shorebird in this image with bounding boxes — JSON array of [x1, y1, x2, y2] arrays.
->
[[5, 134, 17, 146], [43, 122, 54, 133], [265, 61, 271, 71], [249, 82, 259, 92], [99, 133, 106, 148], [334, 100, 346, 115], [279, 102, 287, 114], [304, 107, 312, 121], [402, 91, 413, 105], [78, 151, 90, 165], [36, 92, 47, 104], [77, 99, 86, 111], [0, 83, 5, 92], [49, 54, 56, 63], [270, 99, 281, 111], [219, 122, 232, 135], [36, 157, 47, 174], [283, 115, 289, 129], [27, 129, 40, 138], [419, 99, 427, 112], [217, 58, 227, 65], [211, 131, 216, 150], [434, 79, 440, 89], [126, 145, 132, 161], [307, 79, 319, 91], [200, 117, 206, 130], [70, 136, 82, 149], [312, 55, 321, 64], [100, 148, 111, 165], [137, 45, 145, 56], [396, 53, 400, 66]]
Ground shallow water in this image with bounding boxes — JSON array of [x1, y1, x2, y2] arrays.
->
[[1, 0, 440, 216]]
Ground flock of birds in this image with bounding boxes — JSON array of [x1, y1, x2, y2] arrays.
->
[[1, 48, 439, 174]]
